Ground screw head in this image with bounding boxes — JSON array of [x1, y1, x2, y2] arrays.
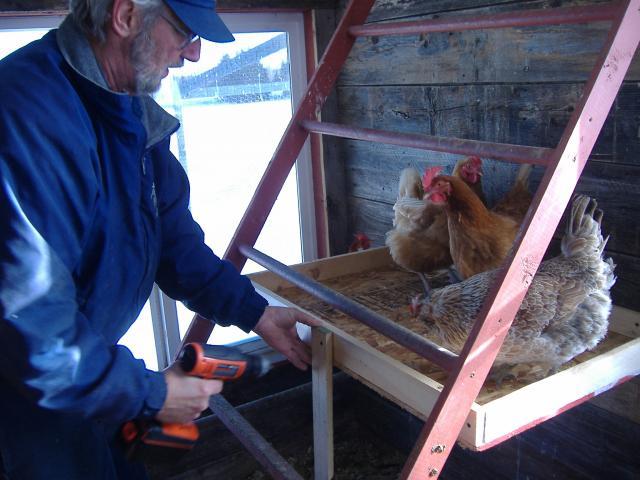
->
[[431, 444, 446, 454]]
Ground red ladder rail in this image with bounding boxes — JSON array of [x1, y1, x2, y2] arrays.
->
[[301, 119, 553, 165], [349, 2, 616, 37]]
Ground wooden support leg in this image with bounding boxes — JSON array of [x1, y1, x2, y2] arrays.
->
[[312, 327, 334, 480]]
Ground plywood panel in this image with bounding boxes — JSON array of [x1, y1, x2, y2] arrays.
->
[[274, 257, 633, 401]]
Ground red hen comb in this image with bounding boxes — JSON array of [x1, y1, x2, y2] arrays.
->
[[422, 166, 444, 190], [348, 232, 371, 252]]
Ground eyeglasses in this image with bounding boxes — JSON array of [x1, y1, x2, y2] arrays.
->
[[159, 13, 199, 50]]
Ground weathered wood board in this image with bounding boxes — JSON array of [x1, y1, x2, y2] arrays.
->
[[334, 82, 640, 166], [337, 1, 640, 86], [342, 144, 640, 217], [249, 246, 640, 450], [361, 0, 612, 23], [344, 157, 639, 252]]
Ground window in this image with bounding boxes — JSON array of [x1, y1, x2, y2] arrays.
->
[[148, 12, 313, 363], [0, 15, 64, 57], [1, 11, 313, 370]]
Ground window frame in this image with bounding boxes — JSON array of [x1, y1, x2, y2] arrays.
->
[[158, 11, 316, 366], [0, 14, 65, 30]]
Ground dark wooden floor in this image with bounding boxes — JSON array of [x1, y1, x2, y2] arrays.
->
[[147, 367, 640, 480], [349, 377, 640, 480]]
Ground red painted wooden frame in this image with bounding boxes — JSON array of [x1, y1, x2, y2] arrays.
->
[[401, 1, 640, 478], [180, 0, 640, 478]]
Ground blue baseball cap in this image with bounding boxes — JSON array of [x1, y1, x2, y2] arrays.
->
[[164, 0, 235, 43]]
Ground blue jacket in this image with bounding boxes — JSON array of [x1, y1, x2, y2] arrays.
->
[[0, 17, 268, 425]]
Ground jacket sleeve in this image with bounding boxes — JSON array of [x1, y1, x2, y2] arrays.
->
[[0, 54, 166, 422], [0, 172, 166, 423], [151, 141, 268, 333]]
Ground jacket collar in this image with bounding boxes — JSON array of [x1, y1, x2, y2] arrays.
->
[[55, 15, 179, 148]]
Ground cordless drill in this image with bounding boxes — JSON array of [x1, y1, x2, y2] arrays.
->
[[121, 342, 272, 462]]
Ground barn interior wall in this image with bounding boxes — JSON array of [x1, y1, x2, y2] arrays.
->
[[323, 0, 640, 314]]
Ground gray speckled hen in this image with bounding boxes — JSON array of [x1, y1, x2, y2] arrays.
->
[[414, 195, 616, 381]]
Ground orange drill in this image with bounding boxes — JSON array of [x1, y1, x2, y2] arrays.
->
[[121, 343, 272, 462]]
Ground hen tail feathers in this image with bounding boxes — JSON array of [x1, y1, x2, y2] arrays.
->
[[515, 163, 532, 188], [562, 195, 610, 266], [397, 167, 423, 200]]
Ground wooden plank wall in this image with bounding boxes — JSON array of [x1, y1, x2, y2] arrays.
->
[[324, 0, 640, 312]]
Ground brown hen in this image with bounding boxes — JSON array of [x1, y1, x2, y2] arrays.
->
[[426, 174, 519, 279], [348, 232, 371, 252], [493, 163, 533, 224], [452, 155, 485, 204]]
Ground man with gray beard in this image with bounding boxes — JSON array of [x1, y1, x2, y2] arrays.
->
[[0, 1, 319, 478]]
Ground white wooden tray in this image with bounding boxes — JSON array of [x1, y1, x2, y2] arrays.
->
[[249, 246, 640, 450]]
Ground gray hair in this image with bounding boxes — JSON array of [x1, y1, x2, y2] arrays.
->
[[69, 0, 164, 42]]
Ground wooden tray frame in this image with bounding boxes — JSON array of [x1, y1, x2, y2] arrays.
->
[[249, 246, 640, 452]]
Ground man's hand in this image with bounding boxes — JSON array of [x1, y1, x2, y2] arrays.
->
[[253, 306, 321, 370], [156, 364, 223, 424]]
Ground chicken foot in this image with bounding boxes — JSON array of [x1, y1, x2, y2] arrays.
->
[[447, 266, 463, 284], [409, 273, 432, 317], [416, 272, 432, 297]]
